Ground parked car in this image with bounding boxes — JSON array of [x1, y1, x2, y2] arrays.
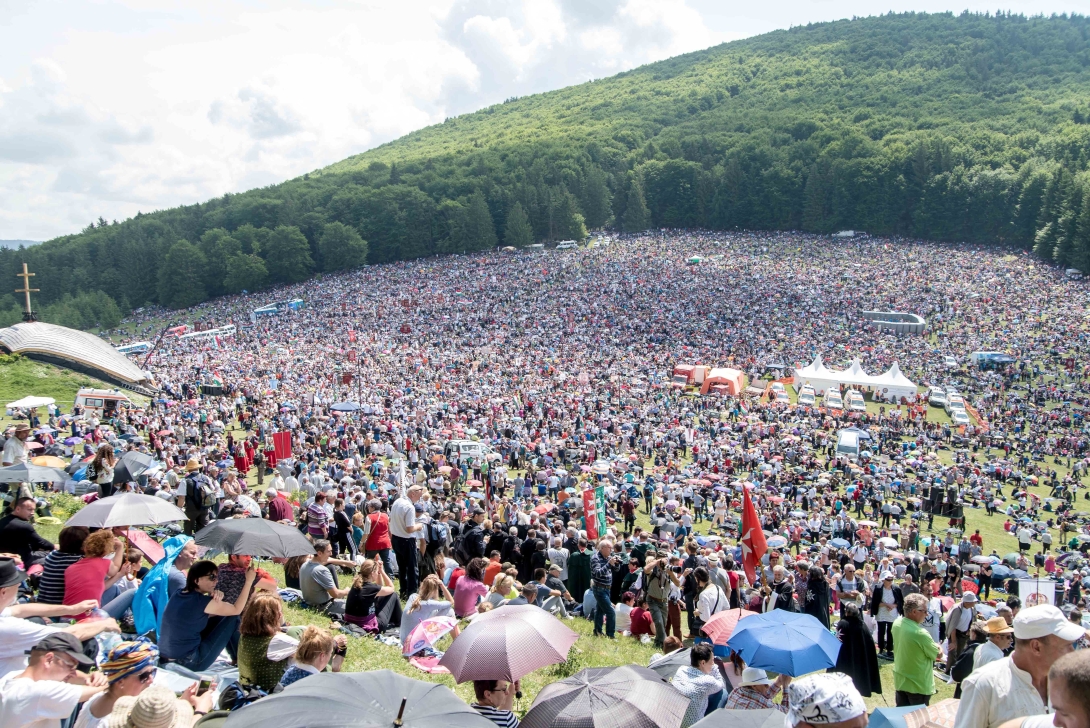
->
[[945, 396, 966, 415], [927, 387, 947, 407], [797, 385, 816, 406], [943, 355, 958, 369], [774, 389, 791, 405], [951, 410, 971, 426], [824, 390, 844, 410]]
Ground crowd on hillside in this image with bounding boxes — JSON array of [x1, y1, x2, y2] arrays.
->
[[2, 231, 1090, 728]]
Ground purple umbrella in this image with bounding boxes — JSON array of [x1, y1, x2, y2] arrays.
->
[[438, 604, 578, 683]]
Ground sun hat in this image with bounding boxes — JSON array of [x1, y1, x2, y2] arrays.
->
[[104, 686, 193, 728], [1013, 604, 1089, 642], [982, 616, 1014, 635], [184, 459, 201, 472], [961, 592, 978, 603], [740, 667, 773, 687]]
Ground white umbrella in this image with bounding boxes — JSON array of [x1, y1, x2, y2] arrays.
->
[[7, 395, 55, 409], [236, 494, 261, 517], [65, 493, 188, 528]]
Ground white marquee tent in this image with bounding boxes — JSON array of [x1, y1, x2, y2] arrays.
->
[[792, 356, 919, 403]]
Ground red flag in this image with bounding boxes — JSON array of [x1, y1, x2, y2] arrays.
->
[[740, 487, 767, 584], [583, 488, 599, 540]]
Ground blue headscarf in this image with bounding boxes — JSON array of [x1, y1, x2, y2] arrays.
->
[[132, 534, 192, 636], [101, 637, 159, 683]]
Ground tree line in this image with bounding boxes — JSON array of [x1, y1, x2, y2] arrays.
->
[[3, 11, 1090, 321]]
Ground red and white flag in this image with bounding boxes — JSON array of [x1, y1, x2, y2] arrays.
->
[[740, 486, 767, 584]]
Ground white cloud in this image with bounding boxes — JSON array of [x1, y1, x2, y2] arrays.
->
[[0, 0, 730, 240]]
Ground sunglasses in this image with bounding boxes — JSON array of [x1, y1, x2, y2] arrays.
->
[[137, 668, 157, 684], [200, 574, 218, 582]]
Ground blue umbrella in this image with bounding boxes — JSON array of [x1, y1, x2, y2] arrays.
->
[[869, 706, 917, 728], [331, 401, 360, 412], [726, 609, 840, 676], [829, 538, 850, 549]]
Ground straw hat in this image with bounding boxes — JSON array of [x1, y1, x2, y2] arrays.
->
[[184, 459, 201, 472], [104, 686, 193, 728], [983, 616, 1014, 635]]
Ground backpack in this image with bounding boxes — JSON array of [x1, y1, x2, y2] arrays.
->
[[217, 681, 268, 711], [452, 531, 473, 566], [186, 474, 216, 510], [423, 521, 445, 556]]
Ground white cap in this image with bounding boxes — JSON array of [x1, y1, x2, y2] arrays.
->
[[739, 667, 773, 687], [1013, 604, 1089, 642], [961, 592, 977, 603], [786, 673, 866, 727], [880, 571, 894, 580]]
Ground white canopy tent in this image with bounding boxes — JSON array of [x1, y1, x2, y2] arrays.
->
[[793, 356, 919, 402]]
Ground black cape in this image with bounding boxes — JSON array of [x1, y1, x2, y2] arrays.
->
[[830, 617, 882, 697]]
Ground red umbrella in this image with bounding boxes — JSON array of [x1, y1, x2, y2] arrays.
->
[[157, 430, 173, 436], [467, 479, 483, 488], [534, 503, 555, 514], [439, 604, 578, 682], [961, 578, 980, 595], [701, 608, 758, 645]]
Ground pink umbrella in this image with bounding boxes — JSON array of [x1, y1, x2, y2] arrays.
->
[[439, 604, 578, 682], [402, 615, 458, 656], [701, 608, 758, 645]]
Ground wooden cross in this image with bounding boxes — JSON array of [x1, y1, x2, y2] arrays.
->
[[15, 263, 38, 322]]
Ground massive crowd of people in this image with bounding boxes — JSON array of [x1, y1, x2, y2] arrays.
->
[[2, 231, 1090, 728]]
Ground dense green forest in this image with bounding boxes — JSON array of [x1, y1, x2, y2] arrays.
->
[[6, 11, 1090, 323]]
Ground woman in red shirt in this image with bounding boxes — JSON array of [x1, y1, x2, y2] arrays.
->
[[363, 499, 394, 576], [63, 530, 126, 619], [629, 596, 655, 639]]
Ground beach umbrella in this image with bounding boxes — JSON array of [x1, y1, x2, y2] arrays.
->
[[31, 455, 67, 468], [221, 669, 495, 728], [519, 665, 688, 728], [7, 395, 55, 409], [402, 615, 458, 656], [0, 462, 70, 483], [692, 709, 785, 728], [701, 608, 758, 645], [647, 648, 691, 680], [65, 493, 187, 528], [829, 538, 850, 549], [112, 451, 158, 484], [194, 518, 315, 558], [726, 609, 841, 676], [330, 402, 360, 412], [440, 604, 578, 682]]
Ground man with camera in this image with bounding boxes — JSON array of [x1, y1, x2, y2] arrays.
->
[[643, 549, 684, 648]]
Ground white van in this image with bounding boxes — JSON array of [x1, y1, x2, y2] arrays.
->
[[836, 431, 860, 462], [443, 439, 494, 461], [555, 240, 579, 250]]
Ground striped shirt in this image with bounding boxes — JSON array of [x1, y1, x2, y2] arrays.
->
[[37, 552, 82, 605], [471, 704, 519, 728]]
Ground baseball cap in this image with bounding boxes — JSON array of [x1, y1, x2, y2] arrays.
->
[[1013, 604, 1089, 642], [549, 563, 561, 572], [27, 633, 94, 666], [471, 507, 486, 517], [0, 557, 26, 588], [740, 667, 773, 687], [881, 571, 894, 580]]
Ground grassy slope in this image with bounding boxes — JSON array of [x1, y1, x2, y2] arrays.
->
[[320, 12, 1090, 176], [0, 357, 148, 410]]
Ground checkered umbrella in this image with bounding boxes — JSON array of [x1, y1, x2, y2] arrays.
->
[[520, 665, 688, 728], [438, 604, 578, 683]]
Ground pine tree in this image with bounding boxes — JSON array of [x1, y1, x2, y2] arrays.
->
[[504, 202, 534, 247], [463, 191, 498, 250], [1072, 187, 1090, 273], [621, 174, 650, 232], [581, 166, 612, 229], [157, 240, 207, 309]]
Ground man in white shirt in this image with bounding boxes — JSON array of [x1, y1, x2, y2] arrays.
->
[[0, 632, 107, 728], [955, 604, 1088, 728], [974, 616, 1015, 670], [390, 485, 424, 599], [2, 423, 30, 467], [0, 558, 118, 677]]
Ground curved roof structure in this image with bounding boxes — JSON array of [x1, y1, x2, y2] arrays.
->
[[0, 321, 155, 394]]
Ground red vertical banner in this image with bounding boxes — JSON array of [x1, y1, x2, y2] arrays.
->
[[583, 488, 599, 540], [272, 431, 292, 461], [740, 487, 768, 584], [348, 330, 356, 343]]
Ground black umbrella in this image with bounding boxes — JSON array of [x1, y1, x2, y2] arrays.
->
[[520, 665, 689, 728], [113, 451, 158, 484], [222, 670, 496, 728], [647, 648, 691, 679], [692, 709, 785, 728], [194, 518, 315, 558]]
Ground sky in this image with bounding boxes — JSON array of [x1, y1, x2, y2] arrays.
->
[[3, 1, 1090, 241]]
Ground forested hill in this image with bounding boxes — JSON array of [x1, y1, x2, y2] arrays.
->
[[7, 11, 1090, 325]]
